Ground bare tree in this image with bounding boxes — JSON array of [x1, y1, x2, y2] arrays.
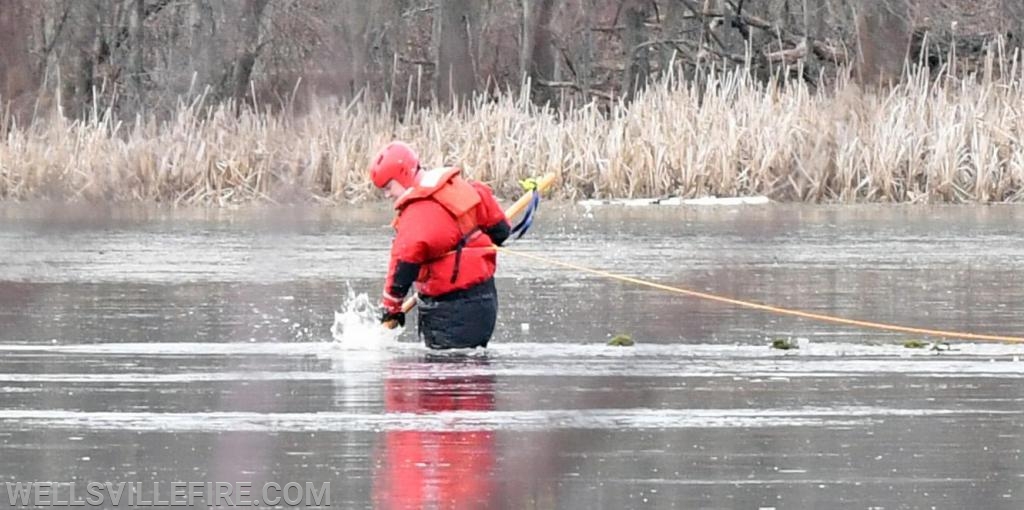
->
[[434, 0, 478, 105], [577, 0, 597, 94], [1006, 0, 1024, 49], [621, 0, 651, 101], [57, 0, 102, 116], [228, 0, 269, 104], [0, 0, 1011, 120], [0, 0, 40, 122], [128, 0, 145, 107], [519, 0, 535, 80], [855, 0, 911, 86], [187, 0, 217, 97], [519, 0, 560, 102], [659, 0, 687, 76], [525, 0, 559, 81]]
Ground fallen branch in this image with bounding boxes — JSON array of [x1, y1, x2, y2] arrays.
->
[[675, 0, 849, 65], [765, 39, 808, 64], [534, 79, 615, 100]]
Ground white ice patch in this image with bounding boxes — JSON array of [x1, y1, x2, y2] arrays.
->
[[330, 284, 402, 350], [578, 195, 771, 207], [0, 406, 1005, 433]]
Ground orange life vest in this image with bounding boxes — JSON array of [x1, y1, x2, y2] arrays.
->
[[393, 167, 487, 284], [394, 167, 481, 236]]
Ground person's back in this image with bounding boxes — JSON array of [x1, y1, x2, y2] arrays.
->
[[370, 142, 510, 349], [391, 172, 505, 298]]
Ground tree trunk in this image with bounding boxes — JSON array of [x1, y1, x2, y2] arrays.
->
[[60, 0, 101, 117], [578, 0, 596, 93], [369, 0, 408, 100], [520, 0, 558, 103], [767, 0, 792, 31], [230, 0, 269, 104], [660, 0, 686, 77], [855, 0, 911, 87], [188, 0, 217, 97], [622, 0, 649, 101], [0, 0, 39, 120], [128, 0, 145, 107], [519, 0, 533, 82], [434, 0, 477, 106], [530, 0, 558, 82], [1006, 0, 1024, 49]]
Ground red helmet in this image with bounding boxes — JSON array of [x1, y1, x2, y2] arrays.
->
[[370, 142, 419, 188]]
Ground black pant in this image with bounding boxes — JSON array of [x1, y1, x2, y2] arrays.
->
[[417, 278, 497, 349]]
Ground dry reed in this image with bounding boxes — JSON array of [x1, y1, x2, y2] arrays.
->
[[3, 48, 1024, 205]]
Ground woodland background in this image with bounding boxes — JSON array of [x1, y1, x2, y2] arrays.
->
[[2, 1, 1024, 204], [1, 0, 1019, 119]]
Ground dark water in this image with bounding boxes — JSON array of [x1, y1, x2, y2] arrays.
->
[[2, 202, 1024, 509]]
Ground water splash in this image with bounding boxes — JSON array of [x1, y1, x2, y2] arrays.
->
[[330, 284, 402, 349]]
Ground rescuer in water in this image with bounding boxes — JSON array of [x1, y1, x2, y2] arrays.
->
[[369, 141, 510, 349]]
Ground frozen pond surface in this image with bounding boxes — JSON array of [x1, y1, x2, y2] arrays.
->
[[2, 202, 1024, 509]]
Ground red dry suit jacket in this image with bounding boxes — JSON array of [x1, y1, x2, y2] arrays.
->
[[383, 168, 510, 302]]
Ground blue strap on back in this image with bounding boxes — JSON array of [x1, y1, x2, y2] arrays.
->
[[510, 190, 540, 240]]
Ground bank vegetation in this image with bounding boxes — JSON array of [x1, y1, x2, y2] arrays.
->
[[1, 0, 1022, 203]]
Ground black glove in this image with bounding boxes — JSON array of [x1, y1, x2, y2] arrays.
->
[[485, 220, 511, 247], [380, 308, 405, 329]]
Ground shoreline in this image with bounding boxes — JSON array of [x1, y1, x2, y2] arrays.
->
[[4, 65, 1024, 206]]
